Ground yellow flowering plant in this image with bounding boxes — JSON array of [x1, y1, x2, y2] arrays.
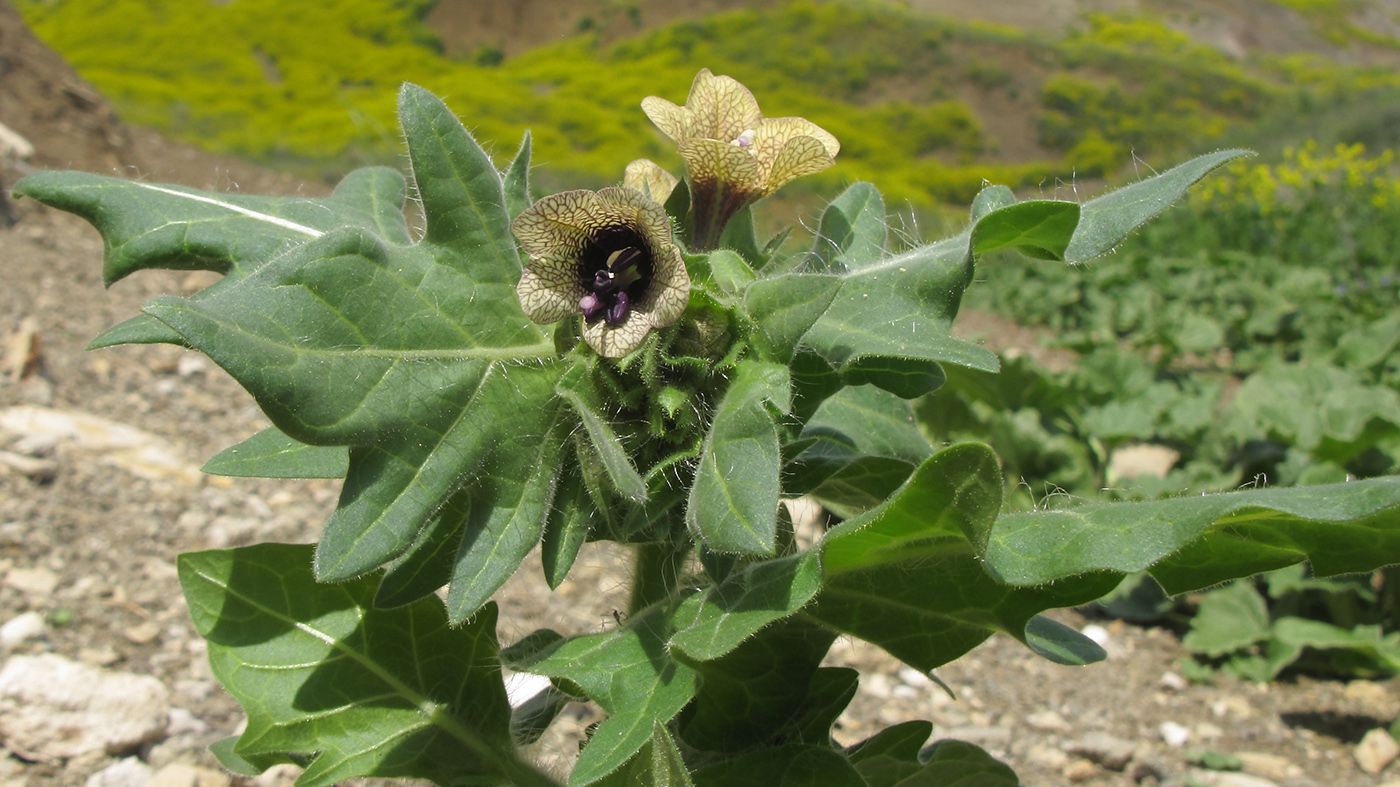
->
[[14, 71, 1400, 787]]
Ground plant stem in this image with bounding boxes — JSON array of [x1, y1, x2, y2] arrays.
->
[[628, 541, 689, 616]]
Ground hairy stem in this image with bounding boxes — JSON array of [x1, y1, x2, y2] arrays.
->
[[628, 541, 690, 616]]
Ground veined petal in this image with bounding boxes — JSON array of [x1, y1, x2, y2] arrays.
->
[[679, 138, 762, 198], [623, 159, 679, 204], [753, 116, 840, 161], [518, 265, 586, 325], [583, 312, 653, 358], [637, 245, 689, 328], [686, 68, 764, 143], [761, 135, 836, 195], [512, 190, 599, 258], [641, 96, 688, 143], [594, 186, 666, 234]]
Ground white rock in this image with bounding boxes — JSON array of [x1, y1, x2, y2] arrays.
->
[[1345, 680, 1399, 718], [1065, 731, 1136, 771], [897, 666, 932, 688], [0, 122, 34, 161], [0, 654, 170, 758], [149, 762, 229, 787], [1195, 720, 1224, 740], [1107, 443, 1179, 481], [1355, 727, 1400, 774], [503, 672, 551, 708], [164, 708, 209, 737], [1159, 720, 1191, 747], [1025, 743, 1069, 769], [1079, 624, 1110, 647], [1235, 752, 1303, 781], [1185, 769, 1280, 787], [1026, 709, 1070, 731], [251, 763, 301, 787], [0, 612, 45, 648], [4, 567, 58, 596], [1157, 671, 1188, 691], [864, 673, 892, 699], [85, 757, 153, 787], [0, 407, 201, 485], [174, 356, 210, 378]]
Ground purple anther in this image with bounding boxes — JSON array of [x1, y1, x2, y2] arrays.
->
[[605, 291, 630, 325]]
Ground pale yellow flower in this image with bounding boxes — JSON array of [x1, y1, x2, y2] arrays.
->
[[513, 187, 690, 358], [623, 159, 679, 204], [642, 68, 839, 250]]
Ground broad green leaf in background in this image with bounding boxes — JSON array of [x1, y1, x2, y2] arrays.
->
[[986, 477, 1400, 594], [202, 426, 349, 479], [1181, 580, 1272, 658], [178, 544, 554, 787], [1260, 618, 1400, 679], [812, 443, 1120, 671], [687, 360, 790, 555], [505, 611, 700, 787]]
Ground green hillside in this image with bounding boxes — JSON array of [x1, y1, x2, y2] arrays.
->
[[16, 0, 1400, 205]]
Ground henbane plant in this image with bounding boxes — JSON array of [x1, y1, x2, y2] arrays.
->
[[14, 69, 1400, 787]]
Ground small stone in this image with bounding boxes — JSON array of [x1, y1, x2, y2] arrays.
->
[[1195, 721, 1224, 740], [1065, 732, 1136, 771], [1354, 727, 1400, 774], [897, 666, 931, 688], [0, 451, 58, 481], [1026, 744, 1069, 769], [0, 612, 46, 649], [4, 566, 59, 596], [891, 685, 917, 699], [8, 433, 58, 458], [1235, 752, 1303, 781], [1160, 720, 1191, 747], [0, 653, 170, 758], [1107, 443, 1180, 481], [149, 762, 229, 787], [1080, 624, 1110, 647], [252, 763, 301, 787], [1062, 759, 1098, 782], [864, 673, 892, 699], [1212, 695, 1255, 719], [84, 757, 153, 787], [174, 356, 209, 378], [164, 708, 209, 737], [1185, 769, 1280, 787], [943, 725, 1011, 752], [1026, 710, 1070, 731], [123, 622, 162, 645], [1344, 680, 1399, 719], [1158, 671, 1188, 691]]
